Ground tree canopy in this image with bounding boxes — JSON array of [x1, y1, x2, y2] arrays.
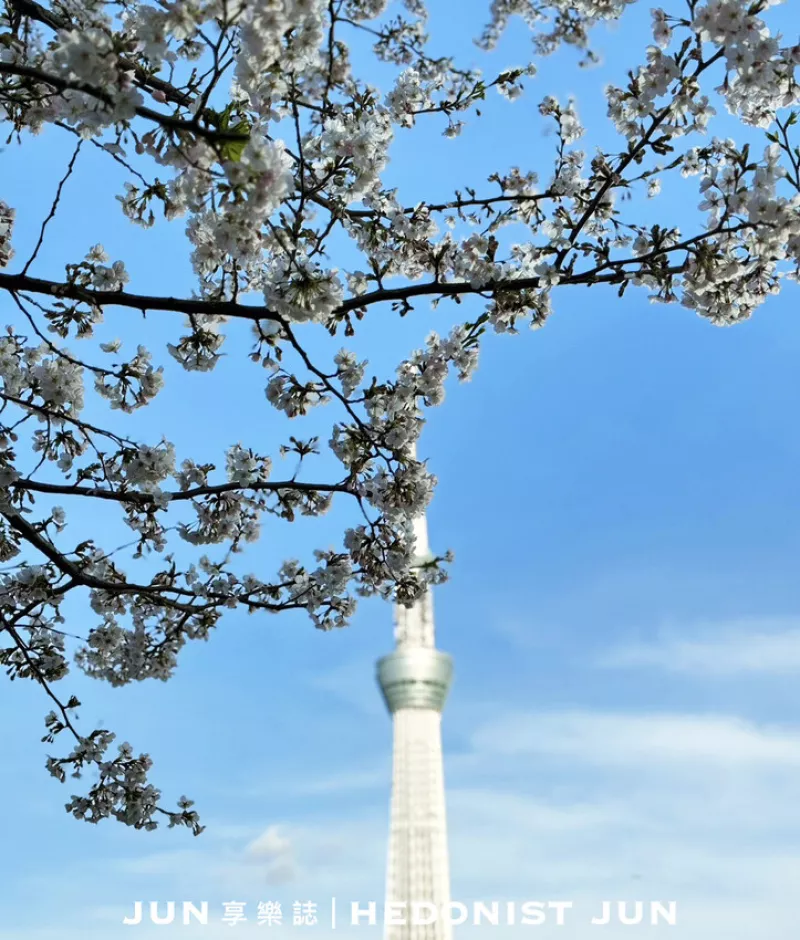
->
[[1, 0, 799, 835]]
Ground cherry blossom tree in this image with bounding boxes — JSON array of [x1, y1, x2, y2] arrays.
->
[[0, 0, 798, 835]]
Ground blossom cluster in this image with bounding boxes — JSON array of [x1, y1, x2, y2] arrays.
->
[[0, 201, 14, 267]]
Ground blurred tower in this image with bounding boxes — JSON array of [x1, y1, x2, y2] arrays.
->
[[376, 462, 454, 940]]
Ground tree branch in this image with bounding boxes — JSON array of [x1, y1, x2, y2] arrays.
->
[[11, 476, 356, 503]]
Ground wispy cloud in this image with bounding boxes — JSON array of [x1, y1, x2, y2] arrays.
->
[[599, 617, 800, 675], [470, 709, 800, 766], [307, 658, 385, 717], [12, 703, 800, 940], [296, 767, 387, 795]]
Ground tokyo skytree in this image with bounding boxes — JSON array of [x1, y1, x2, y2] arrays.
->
[[376, 475, 454, 940]]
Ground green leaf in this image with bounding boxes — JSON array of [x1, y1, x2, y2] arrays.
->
[[217, 102, 236, 131], [219, 119, 251, 164]]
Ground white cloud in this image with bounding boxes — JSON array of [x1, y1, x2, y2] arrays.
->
[[599, 617, 800, 675], [245, 825, 297, 883], [245, 824, 292, 860]]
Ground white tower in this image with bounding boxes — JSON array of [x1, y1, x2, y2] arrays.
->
[[376, 475, 454, 940]]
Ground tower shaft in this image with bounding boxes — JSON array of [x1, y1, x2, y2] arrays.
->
[[377, 464, 453, 940], [384, 709, 452, 940]]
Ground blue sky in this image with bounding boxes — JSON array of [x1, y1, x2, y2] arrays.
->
[[3, 1, 800, 938]]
